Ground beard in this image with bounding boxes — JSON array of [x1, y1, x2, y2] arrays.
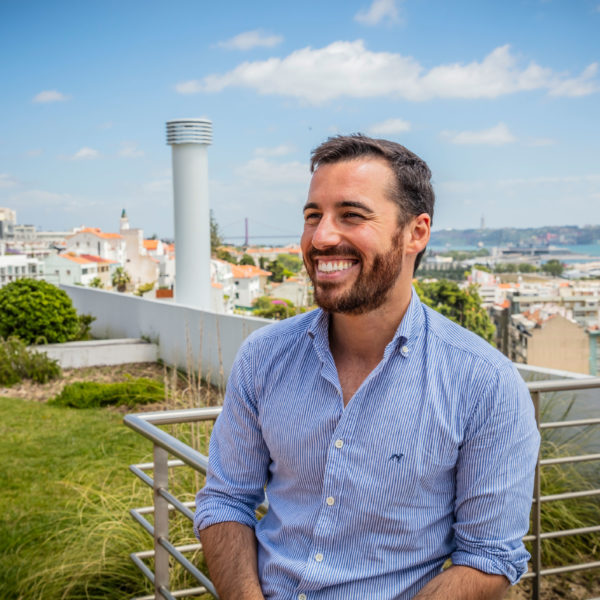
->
[[305, 229, 404, 315]]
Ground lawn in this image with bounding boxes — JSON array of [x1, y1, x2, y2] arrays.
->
[[0, 396, 156, 599]]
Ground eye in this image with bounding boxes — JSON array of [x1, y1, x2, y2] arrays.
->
[[304, 212, 321, 222], [343, 211, 365, 220]]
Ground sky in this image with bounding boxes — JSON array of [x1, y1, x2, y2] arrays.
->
[[1, 0, 599, 244]]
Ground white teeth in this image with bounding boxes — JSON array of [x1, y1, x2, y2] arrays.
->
[[317, 260, 353, 273]]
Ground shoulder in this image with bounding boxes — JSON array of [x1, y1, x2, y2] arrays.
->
[[421, 302, 511, 374], [237, 309, 321, 359]]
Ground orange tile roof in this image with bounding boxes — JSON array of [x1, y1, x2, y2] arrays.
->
[[211, 282, 224, 289], [231, 264, 272, 278], [76, 227, 122, 240], [60, 253, 94, 265], [144, 239, 159, 250], [79, 253, 117, 264]]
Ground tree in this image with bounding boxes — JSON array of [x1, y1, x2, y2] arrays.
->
[[252, 296, 303, 320], [210, 210, 223, 254], [0, 279, 81, 344], [414, 279, 495, 344], [276, 253, 303, 273], [135, 281, 155, 297], [89, 277, 103, 288], [239, 253, 256, 266], [542, 259, 564, 277], [216, 248, 237, 264], [111, 267, 131, 292], [267, 259, 294, 283]]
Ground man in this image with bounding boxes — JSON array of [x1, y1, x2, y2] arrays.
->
[[195, 135, 540, 600]]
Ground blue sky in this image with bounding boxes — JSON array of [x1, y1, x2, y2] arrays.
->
[[1, 0, 599, 243]]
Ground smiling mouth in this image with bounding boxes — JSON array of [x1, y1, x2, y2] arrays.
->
[[316, 259, 357, 273]]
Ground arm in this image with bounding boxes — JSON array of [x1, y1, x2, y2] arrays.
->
[[194, 340, 271, 596], [450, 362, 540, 584], [413, 565, 509, 600], [200, 521, 265, 600]]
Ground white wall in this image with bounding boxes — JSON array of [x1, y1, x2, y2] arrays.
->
[[61, 284, 270, 385]]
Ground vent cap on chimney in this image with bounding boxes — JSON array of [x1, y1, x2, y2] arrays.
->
[[166, 118, 212, 145]]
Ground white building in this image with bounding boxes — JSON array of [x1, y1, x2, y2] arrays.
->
[[66, 227, 126, 264], [0, 253, 43, 287], [43, 252, 117, 287], [230, 264, 272, 309], [118, 211, 160, 289]]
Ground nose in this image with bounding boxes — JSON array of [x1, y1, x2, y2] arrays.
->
[[310, 215, 342, 250]]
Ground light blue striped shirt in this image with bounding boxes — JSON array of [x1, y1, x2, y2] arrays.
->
[[195, 290, 540, 599]]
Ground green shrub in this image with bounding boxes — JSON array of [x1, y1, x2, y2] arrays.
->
[[0, 337, 61, 386], [0, 279, 80, 344], [49, 378, 165, 409]]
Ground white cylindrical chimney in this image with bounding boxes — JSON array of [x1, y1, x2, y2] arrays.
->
[[166, 118, 212, 309]]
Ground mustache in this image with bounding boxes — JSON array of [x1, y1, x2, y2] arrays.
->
[[306, 245, 361, 261]]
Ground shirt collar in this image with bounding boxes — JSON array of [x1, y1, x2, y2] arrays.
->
[[307, 286, 425, 358]]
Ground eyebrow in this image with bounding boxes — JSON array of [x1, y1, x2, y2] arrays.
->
[[303, 200, 375, 214]]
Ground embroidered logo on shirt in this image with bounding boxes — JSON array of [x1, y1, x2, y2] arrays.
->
[[389, 453, 404, 463]]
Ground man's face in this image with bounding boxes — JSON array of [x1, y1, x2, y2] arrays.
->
[[301, 158, 407, 315]]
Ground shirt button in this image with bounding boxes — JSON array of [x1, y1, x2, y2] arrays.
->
[[326, 496, 335, 506], [401, 345, 409, 357], [335, 439, 344, 449], [315, 553, 323, 562], [298, 595, 307, 600]]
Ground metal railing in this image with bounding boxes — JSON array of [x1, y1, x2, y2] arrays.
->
[[124, 377, 600, 600]]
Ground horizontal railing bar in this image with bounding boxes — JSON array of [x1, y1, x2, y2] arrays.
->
[[134, 459, 185, 470], [540, 560, 600, 576], [527, 377, 600, 393], [134, 500, 195, 515], [159, 536, 219, 598], [124, 414, 211, 473], [130, 509, 154, 538], [134, 542, 203, 560], [128, 407, 222, 425], [541, 418, 600, 429], [541, 453, 600, 466], [130, 465, 154, 488], [134, 587, 209, 600], [130, 552, 155, 584], [158, 488, 194, 521], [523, 525, 600, 542], [541, 488, 600, 502]]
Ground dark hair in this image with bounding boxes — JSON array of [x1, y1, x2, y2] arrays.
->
[[310, 134, 434, 272]]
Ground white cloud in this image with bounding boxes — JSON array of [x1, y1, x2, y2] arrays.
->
[[71, 147, 100, 160], [118, 142, 144, 158], [355, 0, 401, 25], [0, 173, 19, 188], [218, 30, 283, 51], [175, 80, 203, 94], [7, 188, 75, 208], [548, 62, 599, 97], [367, 118, 411, 135], [176, 42, 599, 104], [32, 90, 69, 103], [254, 144, 295, 157], [236, 157, 310, 186], [442, 123, 517, 146]]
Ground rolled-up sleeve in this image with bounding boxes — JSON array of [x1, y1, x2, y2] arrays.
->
[[451, 363, 540, 584], [194, 339, 270, 537]]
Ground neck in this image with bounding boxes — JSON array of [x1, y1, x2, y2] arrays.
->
[[329, 283, 412, 365]]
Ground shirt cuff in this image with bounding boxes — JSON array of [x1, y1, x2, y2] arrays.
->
[[451, 548, 528, 585], [194, 498, 258, 539]]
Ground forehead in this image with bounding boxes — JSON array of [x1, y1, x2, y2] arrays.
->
[[307, 158, 397, 207]]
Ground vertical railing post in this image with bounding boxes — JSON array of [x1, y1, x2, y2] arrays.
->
[[154, 444, 170, 599], [531, 390, 542, 600]]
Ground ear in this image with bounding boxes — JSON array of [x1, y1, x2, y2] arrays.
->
[[404, 213, 431, 256]]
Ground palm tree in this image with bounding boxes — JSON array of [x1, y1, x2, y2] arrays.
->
[[111, 267, 131, 292]]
